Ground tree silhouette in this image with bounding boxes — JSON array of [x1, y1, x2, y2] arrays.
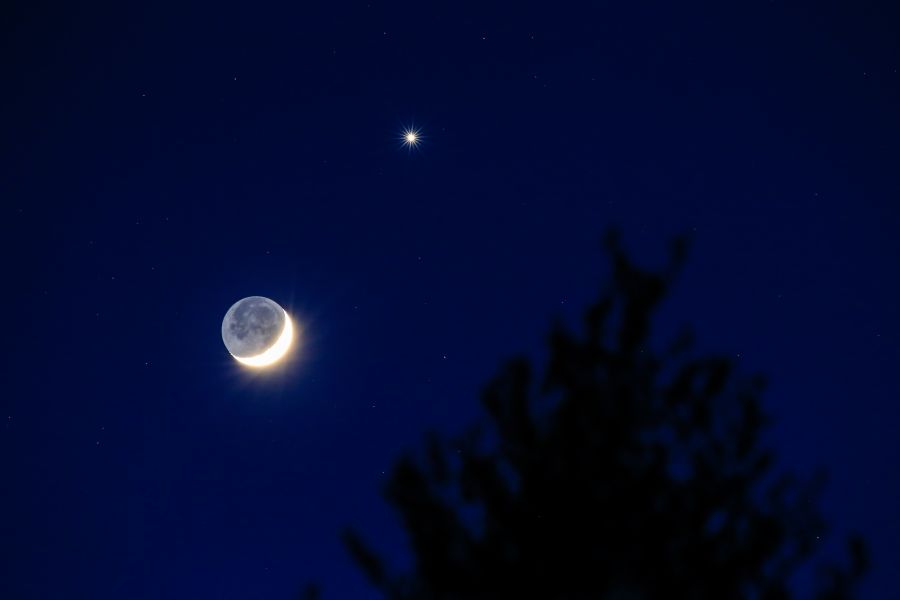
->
[[343, 234, 866, 600]]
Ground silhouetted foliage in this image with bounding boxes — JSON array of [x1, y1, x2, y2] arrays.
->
[[297, 583, 320, 600], [344, 234, 866, 599]]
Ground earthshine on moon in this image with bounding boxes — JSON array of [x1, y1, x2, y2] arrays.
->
[[221, 296, 294, 367]]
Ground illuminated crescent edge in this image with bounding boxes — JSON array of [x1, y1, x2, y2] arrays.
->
[[232, 310, 294, 367]]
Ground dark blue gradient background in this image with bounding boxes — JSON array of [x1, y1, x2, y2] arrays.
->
[[2, 1, 898, 597]]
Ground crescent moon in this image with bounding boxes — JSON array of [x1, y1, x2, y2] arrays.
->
[[221, 297, 296, 368], [234, 312, 294, 367]]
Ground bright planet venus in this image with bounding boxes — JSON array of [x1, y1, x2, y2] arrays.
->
[[221, 296, 294, 367]]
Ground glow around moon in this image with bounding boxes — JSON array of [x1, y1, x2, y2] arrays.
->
[[221, 296, 295, 368]]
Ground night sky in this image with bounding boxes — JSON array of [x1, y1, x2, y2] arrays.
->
[[2, 1, 898, 598]]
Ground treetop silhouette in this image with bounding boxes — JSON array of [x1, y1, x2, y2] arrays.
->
[[343, 233, 866, 600]]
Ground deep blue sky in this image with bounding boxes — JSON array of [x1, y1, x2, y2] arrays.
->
[[2, 1, 898, 598]]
